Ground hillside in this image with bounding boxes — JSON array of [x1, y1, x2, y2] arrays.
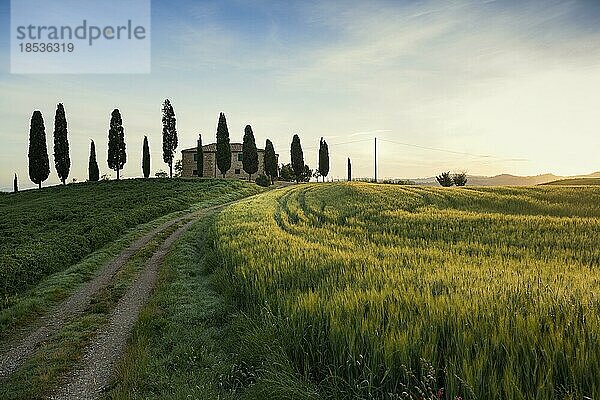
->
[[13, 182, 596, 399], [542, 177, 600, 185], [0, 178, 261, 304], [198, 183, 600, 398], [411, 171, 600, 186]]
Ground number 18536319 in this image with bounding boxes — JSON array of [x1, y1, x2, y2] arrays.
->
[[19, 43, 74, 52]]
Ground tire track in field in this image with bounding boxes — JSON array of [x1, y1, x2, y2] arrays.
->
[[50, 216, 202, 399], [0, 206, 211, 379]]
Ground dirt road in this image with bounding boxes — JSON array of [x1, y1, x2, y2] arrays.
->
[[50, 218, 198, 399], [0, 195, 242, 377]]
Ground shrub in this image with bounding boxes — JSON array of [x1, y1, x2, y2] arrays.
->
[[436, 171, 453, 187], [255, 174, 270, 187], [453, 172, 468, 186]]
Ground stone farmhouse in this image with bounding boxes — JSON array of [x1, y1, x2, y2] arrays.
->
[[181, 143, 278, 179]]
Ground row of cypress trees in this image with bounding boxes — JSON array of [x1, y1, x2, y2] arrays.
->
[[172, 122, 328, 184], [91, 101, 178, 182], [213, 112, 280, 182], [27, 105, 69, 189], [23, 101, 330, 190], [210, 112, 329, 184], [289, 134, 330, 183], [25, 100, 179, 188]]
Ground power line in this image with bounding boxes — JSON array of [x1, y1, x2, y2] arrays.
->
[[302, 137, 527, 163], [378, 138, 528, 162], [378, 138, 494, 158], [304, 138, 372, 150]]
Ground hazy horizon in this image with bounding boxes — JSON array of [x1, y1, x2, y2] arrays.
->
[[1, 0, 600, 190]]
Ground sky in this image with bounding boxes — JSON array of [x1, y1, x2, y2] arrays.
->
[[1, 0, 599, 190]]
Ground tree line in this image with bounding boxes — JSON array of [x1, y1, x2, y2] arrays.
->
[[212, 112, 330, 184], [18, 100, 474, 191], [20, 100, 332, 191], [23, 100, 178, 189]]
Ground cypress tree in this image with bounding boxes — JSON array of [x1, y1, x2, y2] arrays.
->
[[107, 109, 126, 180], [242, 125, 259, 181], [290, 134, 304, 183], [347, 158, 352, 181], [28, 110, 50, 189], [13, 173, 18, 193], [89, 140, 100, 181], [142, 136, 150, 178], [318, 137, 329, 182], [216, 112, 231, 178], [161, 99, 178, 178], [264, 139, 278, 184], [53, 103, 70, 185], [196, 134, 204, 177]]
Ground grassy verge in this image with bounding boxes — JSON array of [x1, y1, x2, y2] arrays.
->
[[0, 220, 185, 400], [0, 210, 184, 343], [1, 178, 261, 303], [0, 184, 261, 344], [104, 213, 319, 400]]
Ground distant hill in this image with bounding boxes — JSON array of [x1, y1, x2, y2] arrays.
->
[[542, 177, 600, 186], [410, 171, 600, 186]]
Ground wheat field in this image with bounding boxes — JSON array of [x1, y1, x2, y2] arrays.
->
[[212, 183, 600, 399]]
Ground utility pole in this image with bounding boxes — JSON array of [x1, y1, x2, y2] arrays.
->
[[347, 157, 352, 181], [374, 137, 377, 182]]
